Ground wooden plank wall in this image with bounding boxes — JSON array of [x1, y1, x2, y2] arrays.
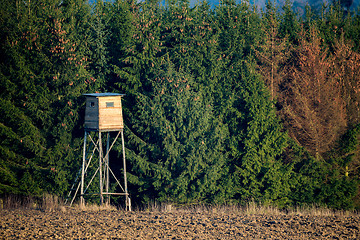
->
[[98, 96, 123, 130], [84, 97, 99, 130], [84, 96, 124, 131]]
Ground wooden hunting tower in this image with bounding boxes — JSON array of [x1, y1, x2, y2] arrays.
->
[[84, 93, 125, 131], [66, 93, 131, 211]]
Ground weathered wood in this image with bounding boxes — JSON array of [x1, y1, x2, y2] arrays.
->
[[84, 94, 124, 131]]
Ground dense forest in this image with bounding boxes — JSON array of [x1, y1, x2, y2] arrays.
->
[[1, 0, 360, 210]]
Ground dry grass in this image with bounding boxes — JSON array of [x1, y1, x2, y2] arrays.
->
[[41, 193, 64, 212], [0, 194, 38, 209], [143, 201, 284, 215], [1, 194, 358, 217], [287, 204, 358, 217], [0, 194, 65, 212], [243, 201, 284, 215], [141, 200, 358, 217], [73, 202, 118, 211]]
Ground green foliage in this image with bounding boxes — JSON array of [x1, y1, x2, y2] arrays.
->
[[112, 1, 162, 96], [224, 62, 291, 207], [126, 61, 227, 204], [279, 0, 301, 45], [0, 0, 95, 196], [1, 0, 360, 210], [319, 175, 357, 210], [287, 138, 358, 210], [88, 0, 111, 90]]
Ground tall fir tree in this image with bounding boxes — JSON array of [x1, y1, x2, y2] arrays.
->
[[224, 61, 291, 206], [125, 61, 228, 204], [0, 0, 94, 195], [278, 0, 300, 45]]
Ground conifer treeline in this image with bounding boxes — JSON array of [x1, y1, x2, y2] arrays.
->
[[1, 0, 360, 209]]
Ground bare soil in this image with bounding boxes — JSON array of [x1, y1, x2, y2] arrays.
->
[[0, 208, 359, 239]]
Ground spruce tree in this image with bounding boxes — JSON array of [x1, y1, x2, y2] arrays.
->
[[88, 0, 111, 90], [0, 0, 94, 196], [225, 62, 291, 206], [255, 0, 290, 100], [278, 0, 300, 45], [112, 0, 163, 96], [125, 61, 228, 204]]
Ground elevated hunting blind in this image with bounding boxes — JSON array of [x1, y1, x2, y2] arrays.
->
[[84, 93, 125, 131], [66, 93, 130, 211]]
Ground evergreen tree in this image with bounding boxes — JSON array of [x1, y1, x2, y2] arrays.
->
[[107, 0, 136, 92], [255, 0, 290, 100], [215, 0, 262, 120], [278, 0, 300, 45], [88, 0, 111, 90], [317, 2, 345, 51], [0, 0, 94, 195], [224, 62, 291, 206], [0, 0, 358, 209], [332, 124, 360, 179], [161, 0, 221, 97], [112, 0, 163, 96], [216, 0, 262, 61], [344, 10, 360, 51], [288, 137, 358, 210], [125, 61, 227, 204]]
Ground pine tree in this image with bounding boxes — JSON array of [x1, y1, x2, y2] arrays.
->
[[112, 0, 163, 96], [216, 0, 262, 60], [161, 0, 221, 96], [107, 0, 136, 92], [215, 0, 262, 119], [344, 10, 360, 51], [334, 124, 360, 179], [316, 1, 352, 51]]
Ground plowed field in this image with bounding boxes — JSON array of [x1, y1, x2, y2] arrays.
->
[[1, 208, 359, 239]]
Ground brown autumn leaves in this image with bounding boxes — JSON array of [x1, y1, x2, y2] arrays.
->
[[255, 22, 360, 161]]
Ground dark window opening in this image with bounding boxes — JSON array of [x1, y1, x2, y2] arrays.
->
[[90, 102, 95, 107]]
